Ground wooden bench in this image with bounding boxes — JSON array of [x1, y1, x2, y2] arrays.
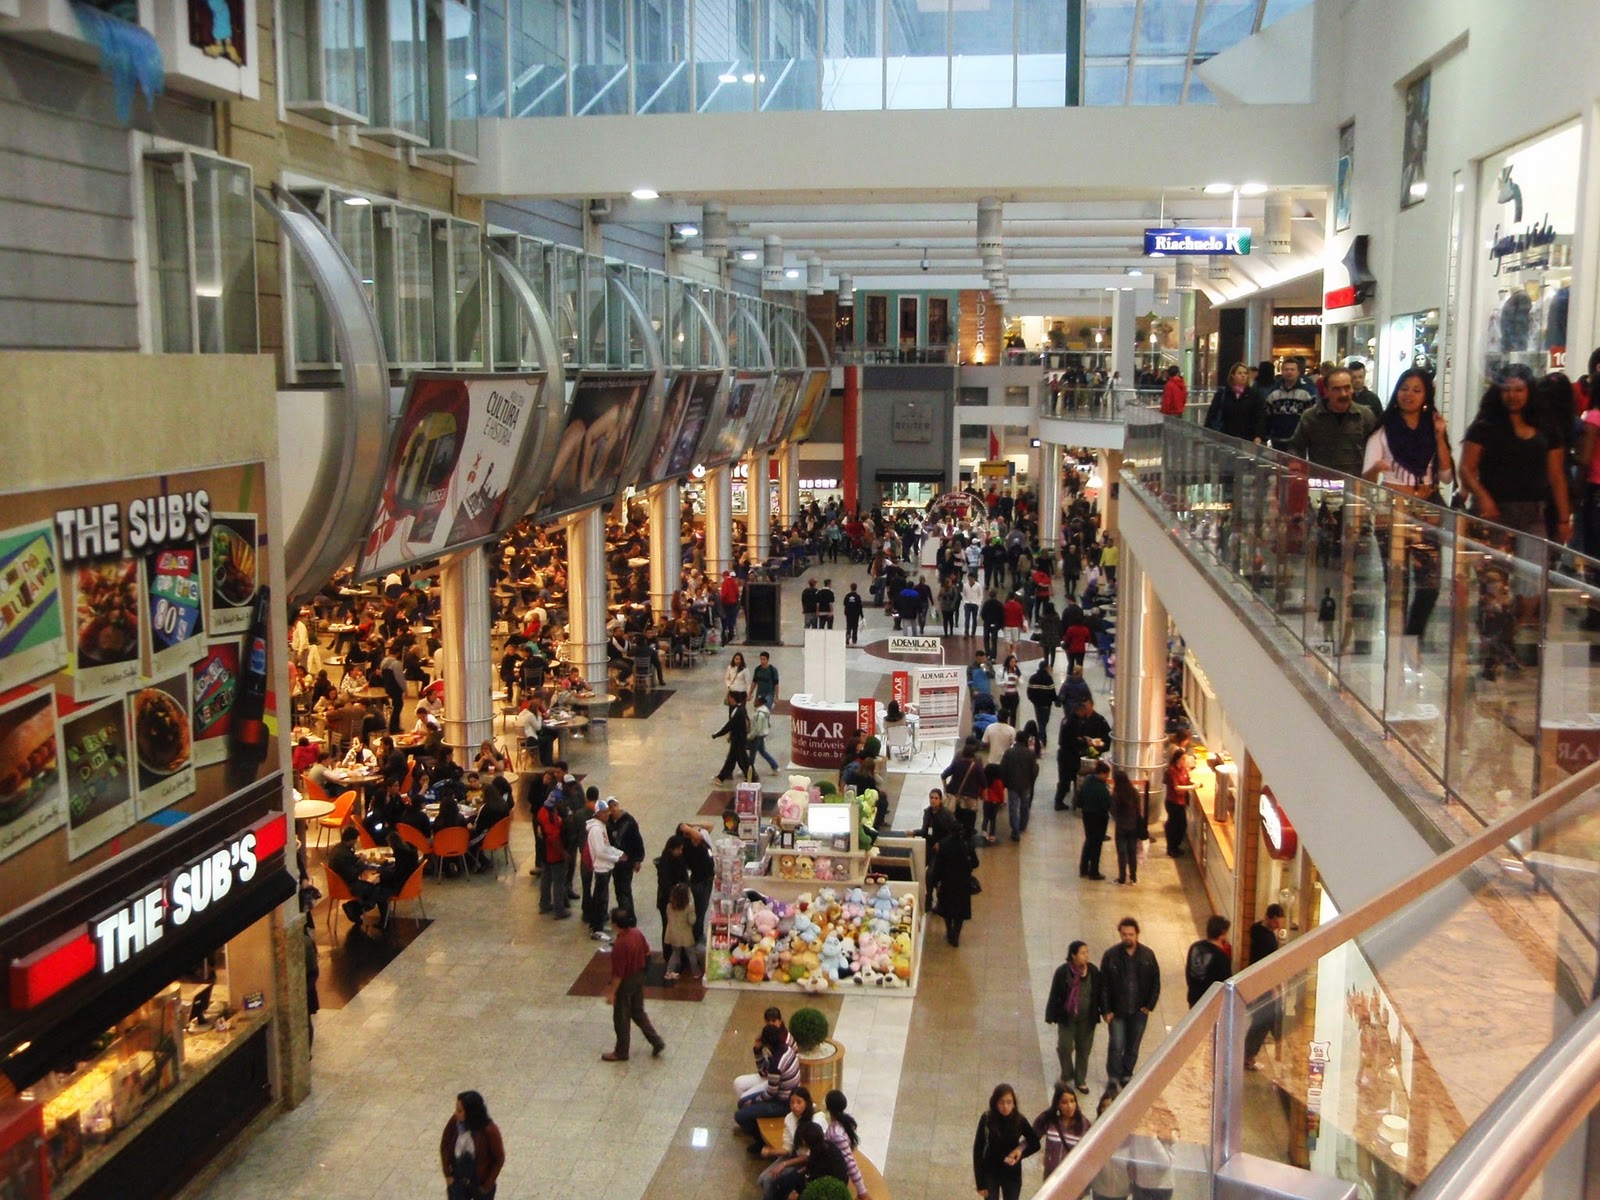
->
[[757, 1117, 891, 1199]]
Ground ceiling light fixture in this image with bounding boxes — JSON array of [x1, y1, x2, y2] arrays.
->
[[1239, 182, 1268, 196], [464, 72, 478, 82], [631, 187, 660, 200], [717, 73, 738, 83], [1203, 182, 1233, 195], [739, 250, 759, 262], [784, 267, 800, 279], [342, 195, 371, 206]]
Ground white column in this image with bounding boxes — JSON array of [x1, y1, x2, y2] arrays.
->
[[648, 481, 682, 622], [1111, 288, 1138, 396], [1245, 296, 1273, 367], [706, 466, 734, 577], [564, 508, 609, 694], [1111, 545, 1170, 796], [439, 545, 494, 755], [745, 451, 771, 566], [777, 443, 800, 528], [1037, 443, 1061, 548]]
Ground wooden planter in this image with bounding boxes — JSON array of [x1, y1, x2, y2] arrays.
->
[[797, 1039, 844, 1093]]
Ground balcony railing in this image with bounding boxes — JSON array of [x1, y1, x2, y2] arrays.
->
[[1040, 411, 1600, 1200]]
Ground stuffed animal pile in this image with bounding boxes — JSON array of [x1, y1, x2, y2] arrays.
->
[[708, 883, 917, 990]]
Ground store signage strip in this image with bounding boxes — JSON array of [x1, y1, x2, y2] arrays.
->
[[1144, 227, 1252, 256], [8, 813, 288, 1009]]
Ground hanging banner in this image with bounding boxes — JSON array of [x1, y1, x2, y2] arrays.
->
[[1144, 227, 1253, 256], [914, 665, 963, 742], [891, 671, 911, 708]]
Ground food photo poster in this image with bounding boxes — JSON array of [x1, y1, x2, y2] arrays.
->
[[0, 464, 275, 903]]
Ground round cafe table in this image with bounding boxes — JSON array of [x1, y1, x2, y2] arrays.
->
[[294, 798, 335, 821]]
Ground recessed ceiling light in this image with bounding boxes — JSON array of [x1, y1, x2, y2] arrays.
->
[[784, 267, 800, 279], [631, 187, 660, 200], [464, 72, 478, 82], [343, 195, 371, 206], [1239, 182, 1268, 196], [741, 73, 756, 83], [1148, 250, 1166, 258], [1127, 269, 1143, 276], [718, 73, 738, 84], [1120, 285, 1133, 291], [739, 250, 759, 261], [677, 223, 699, 237], [1203, 182, 1233, 194]]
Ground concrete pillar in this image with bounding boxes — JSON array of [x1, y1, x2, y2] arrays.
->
[[1111, 288, 1138, 396], [843, 365, 860, 513], [1111, 544, 1169, 792], [648, 481, 682, 623], [1100, 449, 1122, 539], [1037, 442, 1061, 548], [438, 544, 494, 755], [1179, 289, 1198, 383], [777, 443, 799, 528], [564, 507, 609, 694], [706, 466, 734, 577], [745, 451, 772, 565], [1244, 296, 1273, 367]]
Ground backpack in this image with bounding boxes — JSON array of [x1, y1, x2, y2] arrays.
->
[[561, 803, 586, 852]]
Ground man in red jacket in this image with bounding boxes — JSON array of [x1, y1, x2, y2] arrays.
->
[[1160, 366, 1188, 417], [603, 907, 665, 1061]]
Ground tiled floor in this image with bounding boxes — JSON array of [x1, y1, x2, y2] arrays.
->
[[198, 566, 1213, 1200]]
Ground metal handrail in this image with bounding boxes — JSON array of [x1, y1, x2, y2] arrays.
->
[[1409, 996, 1600, 1200], [1033, 756, 1600, 1200]]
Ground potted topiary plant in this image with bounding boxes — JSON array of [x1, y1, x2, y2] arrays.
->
[[801, 1178, 852, 1200], [790, 1006, 844, 1092]]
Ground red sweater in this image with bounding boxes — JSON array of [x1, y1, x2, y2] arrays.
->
[[611, 926, 650, 980]]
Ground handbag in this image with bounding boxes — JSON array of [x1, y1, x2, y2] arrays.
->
[[967, 876, 983, 894]]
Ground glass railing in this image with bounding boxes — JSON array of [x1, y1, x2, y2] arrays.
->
[[1124, 412, 1600, 839], [1037, 758, 1600, 1200], [832, 343, 956, 365], [1040, 386, 1161, 423]]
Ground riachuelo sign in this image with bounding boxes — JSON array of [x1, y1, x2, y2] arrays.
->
[[1144, 227, 1253, 256]]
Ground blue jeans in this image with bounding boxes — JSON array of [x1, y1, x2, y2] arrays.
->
[[1106, 1011, 1149, 1083], [751, 735, 780, 772], [1006, 788, 1032, 838], [734, 1096, 789, 1143]]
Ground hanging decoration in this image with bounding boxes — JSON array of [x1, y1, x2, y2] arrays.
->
[[71, 0, 165, 125], [189, 0, 246, 65]]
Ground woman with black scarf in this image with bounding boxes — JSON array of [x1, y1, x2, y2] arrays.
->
[[1363, 368, 1455, 678]]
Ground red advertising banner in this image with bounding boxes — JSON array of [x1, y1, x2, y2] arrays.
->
[[857, 698, 876, 736], [891, 671, 911, 708]]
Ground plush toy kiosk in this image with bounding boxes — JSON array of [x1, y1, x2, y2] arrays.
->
[[703, 775, 925, 996]]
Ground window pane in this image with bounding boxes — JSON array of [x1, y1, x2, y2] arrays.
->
[[950, 0, 1011, 107], [282, 0, 314, 104], [760, 0, 818, 111], [695, 0, 756, 112], [324, 0, 370, 114], [548, 244, 580, 364], [143, 160, 192, 354], [1083, 0, 1136, 58], [478, 0, 506, 114], [451, 221, 483, 364], [377, 205, 435, 364], [191, 157, 257, 354], [509, 0, 567, 115], [572, 0, 629, 113], [1193, 0, 1255, 54], [582, 255, 610, 362], [1016, 0, 1067, 107], [821, 0, 881, 109], [1136, 0, 1195, 56], [886, 0, 946, 109], [634, 0, 689, 113], [371, 0, 429, 140], [1082, 60, 1126, 104], [439, 0, 478, 155], [1262, 0, 1313, 29], [1129, 60, 1184, 104]]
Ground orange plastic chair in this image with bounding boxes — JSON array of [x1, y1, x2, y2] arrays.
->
[[324, 868, 356, 936], [431, 826, 470, 878], [355, 823, 378, 850], [300, 775, 333, 804], [386, 863, 427, 924], [314, 790, 359, 848], [478, 816, 515, 872], [395, 822, 433, 858]]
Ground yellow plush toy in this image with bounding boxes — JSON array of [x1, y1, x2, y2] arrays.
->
[[891, 931, 912, 979]]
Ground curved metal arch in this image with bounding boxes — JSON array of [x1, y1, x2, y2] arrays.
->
[[730, 301, 774, 370], [255, 184, 396, 606], [482, 239, 569, 530], [607, 273, 669, 496], [771, 311, 807, 369], [682, 287, 730, 372]]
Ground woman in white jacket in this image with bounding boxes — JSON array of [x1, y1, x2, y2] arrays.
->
[[725, 652, 751, 711]]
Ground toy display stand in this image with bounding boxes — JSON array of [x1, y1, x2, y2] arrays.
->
[[702, 776, 926, 997]]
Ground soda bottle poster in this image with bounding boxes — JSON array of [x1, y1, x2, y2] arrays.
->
[[191, 639, 238, 768], [359, 373, 545, 578]]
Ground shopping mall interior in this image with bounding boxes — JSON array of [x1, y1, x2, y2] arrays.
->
[[2, 0, 1600, 1198]]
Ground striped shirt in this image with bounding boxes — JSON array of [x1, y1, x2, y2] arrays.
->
[[825, 1120, 866, 1196]]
